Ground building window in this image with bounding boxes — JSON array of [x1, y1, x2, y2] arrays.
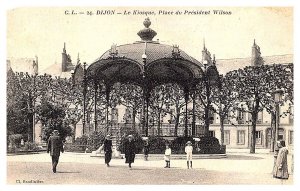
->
[[278, 129, 285, 141], [237, 130, 245, 145], [289, 130, 294, 145], [257, 112, 263, 124], [209, 110, 215, 124], [224, 130, 230, 145], [209, 131, 215, 137], [256, 131, 262, 145], [237, 110, 245, 124], [289, 106, 294, 124]]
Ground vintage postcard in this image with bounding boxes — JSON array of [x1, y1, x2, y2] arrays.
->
[[4, 5, 295, 188]]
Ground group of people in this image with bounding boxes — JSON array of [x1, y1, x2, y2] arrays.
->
[[47, 129, 290, 180], [163, 141, 193, 169]]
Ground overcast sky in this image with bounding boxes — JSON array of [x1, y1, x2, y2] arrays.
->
[[7, 7, 293, 71]]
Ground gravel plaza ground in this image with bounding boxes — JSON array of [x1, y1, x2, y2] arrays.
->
[[6, 149, 293, 185]]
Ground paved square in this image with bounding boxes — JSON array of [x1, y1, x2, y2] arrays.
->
[[7, 151, 293, 185]]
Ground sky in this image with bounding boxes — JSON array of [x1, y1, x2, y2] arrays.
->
[[7, 7, 293, 71]]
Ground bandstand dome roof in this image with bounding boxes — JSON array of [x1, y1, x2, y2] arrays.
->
[[86, 18, 204, 89]]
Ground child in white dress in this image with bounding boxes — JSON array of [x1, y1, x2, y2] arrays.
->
[[164, 144, 171, 168], [185, 141, 193, 169]]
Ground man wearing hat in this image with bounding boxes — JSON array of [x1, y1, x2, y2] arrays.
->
[[103, 134, 113, 167], [47, 130, 64, 173], [185, 141, 193, 169], [124, 135, 136, 168]]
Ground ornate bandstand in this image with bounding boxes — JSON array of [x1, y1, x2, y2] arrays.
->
[[73, 18, 219, 137]]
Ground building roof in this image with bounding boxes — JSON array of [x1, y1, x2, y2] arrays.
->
[[41, 62, 73, 78], [7, 57, 37, 75], [87, 18, 204, 87], [216, 54, 293, 75]]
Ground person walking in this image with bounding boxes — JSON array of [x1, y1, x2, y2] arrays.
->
[[143, 139, 150, 161], [47, 130, 64, 173], [273, 140, 289, 179], [103, 134, 113, 167], [124, 135, 136, 169], [185, 141, 193, 169], [164, 144, 171, 168]]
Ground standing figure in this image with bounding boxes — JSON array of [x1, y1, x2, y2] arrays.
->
[[144, 139, 150, 161], [103, 134, 113, 167], [124, 135, 136, 168], [185, 141, 193, 169], [164, 144, 171, 168], [47, 130, 64, 173], [273, 140, 289, 179]]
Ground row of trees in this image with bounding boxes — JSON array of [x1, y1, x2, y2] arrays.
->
[[7, 61, 293, 153]]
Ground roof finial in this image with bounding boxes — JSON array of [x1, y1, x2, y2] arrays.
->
[[143, 17, 151, 28], [203, 38, 206, 50], [253, 39, 256, 46], [137, 18, 157, 41]]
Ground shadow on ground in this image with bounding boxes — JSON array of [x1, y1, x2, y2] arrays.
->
[[224, 154, 264, 160], [56, 171, 81, 174]]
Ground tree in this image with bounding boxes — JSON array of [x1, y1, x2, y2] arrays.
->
[[163, 83, 186, 136], [259, 63, 293, 151], [211, 73, 238, 145], [195, 65, 220, 137], [232, 63, 293, 153], [148, 84, 171, 136], [36, 101, 72, 141], [7, 69, 29, 136], [118, 83, 143, 129]]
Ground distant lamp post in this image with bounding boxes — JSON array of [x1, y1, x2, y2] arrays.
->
[[273, 89, 283, 163], [274, 89, 283, 145], [32, 67, 38, 143]]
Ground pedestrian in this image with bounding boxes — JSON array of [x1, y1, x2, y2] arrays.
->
[[185, 141, 193, 169], [144, 139, 150, 161], [273, 140, 289, 179], [124, 135, 136, 169], [47, 130, 64, 173], [103, 134, 113, 167], [164, 144, 171, 168]]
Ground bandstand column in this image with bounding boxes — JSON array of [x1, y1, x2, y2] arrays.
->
[[82, 62, 87, 135], [184, 88, 189, 137], [146, 94, 150, 137], [192, 90, 196, 137], [105, 85, 111, 134], [93, 80, 98, 132]]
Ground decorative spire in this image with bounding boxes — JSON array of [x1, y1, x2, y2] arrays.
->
[[77, 53, 80, 64], [253, 39, 256, 46], [203, 38, 206, 50], [137, 18, 157, 41], [63, 42, 66, 53]]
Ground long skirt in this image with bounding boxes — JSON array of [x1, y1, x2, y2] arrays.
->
[[273, 148, 289, 179], [125, 153, 135, 163], [105, 151, 112, 164]]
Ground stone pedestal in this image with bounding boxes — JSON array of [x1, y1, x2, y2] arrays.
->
[[34, 121, 42, 144], [75, 119, 83, 138]]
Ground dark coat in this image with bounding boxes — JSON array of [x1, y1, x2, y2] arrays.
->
[[144, 143, 150, 155], [124, 140, 136, 163], [103, 139, 112, 153], [47, 135, 64, 157]]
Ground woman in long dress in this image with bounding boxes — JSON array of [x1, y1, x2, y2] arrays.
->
[[124, 135, 136, 168], [273, 140, 289, 179]]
